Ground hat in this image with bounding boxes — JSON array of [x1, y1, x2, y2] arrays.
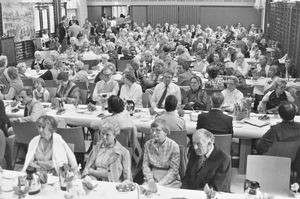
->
[[124, 72, 136, 83]]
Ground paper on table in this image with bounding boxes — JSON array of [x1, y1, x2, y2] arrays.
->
[[244, 118, 269, 127]]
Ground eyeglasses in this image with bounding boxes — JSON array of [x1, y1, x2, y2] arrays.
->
[[151, 128, 164, 134]]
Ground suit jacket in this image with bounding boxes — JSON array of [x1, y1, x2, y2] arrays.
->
[[181, 146, 231, 192], [20, 99, 46, 123], [155, 111, 186, 131], [196, 109, 233, 135], [58, 23, 67, 43]]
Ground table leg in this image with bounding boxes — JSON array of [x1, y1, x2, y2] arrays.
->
[[238, 139, 252, 174]]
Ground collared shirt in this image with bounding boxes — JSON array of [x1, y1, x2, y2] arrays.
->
[[120, 82, 143, 108], [151, 82, 181, 108], [221, 88, 244, 112], [191, 60, 209, 73], [143, 137, 180, 185], [205, 145, 214, 159], [92, 79, 119, 102]]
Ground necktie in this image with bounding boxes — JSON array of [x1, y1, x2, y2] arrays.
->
[[24, 106, 29, 117], [197, 155, 207, 171], [157, 86, 168, 108]]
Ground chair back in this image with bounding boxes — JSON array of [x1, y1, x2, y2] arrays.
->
[[203, 89, 223, 96], [214, 134, 232, 156], [246, 155, 291, 196], [75, 81, 88, 90], [67, 143, 75, 153], [117, 60, 132, 72], [88, 83, 96, 96], [46, 87, 57, 100], [237, 86, 254, 97], [168, 130, 187, 147], [44, 80, 58, 87], [11, 122, 39, 144], [21, 78, 34, 88], [142, 92, 150, 108], [82, 59, 100, 70], [264, 140, 300, 162], [57, 127, 86, 153]]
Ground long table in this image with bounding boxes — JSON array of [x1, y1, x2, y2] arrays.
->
[[6, 101, 300, 174], [0, 170, 290, 199]]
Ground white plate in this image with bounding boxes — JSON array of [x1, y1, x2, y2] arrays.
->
[[47, 175, 59, 185], [77, 105, 87, 109], [76, 109, 86, 114]]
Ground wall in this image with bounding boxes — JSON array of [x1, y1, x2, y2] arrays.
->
[[87, 6, 102, 24]]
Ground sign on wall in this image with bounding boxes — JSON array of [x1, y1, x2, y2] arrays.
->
[[2, 2, 35, 42]]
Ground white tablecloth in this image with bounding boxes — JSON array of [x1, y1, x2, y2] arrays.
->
[[1, 170, 290, 199]]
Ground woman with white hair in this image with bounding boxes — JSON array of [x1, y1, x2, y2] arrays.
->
[[0, 67, 23, 100], [221, 76, 244, 112], [31, 51, 45, 70], [16, 62, 27, 78], [233, 52, 250, 77]]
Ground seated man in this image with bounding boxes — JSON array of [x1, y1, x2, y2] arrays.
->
[[257, 101, 300, 154], [143, 119, 181, 190], [92, 66, 119, 104], [197, 92, 233, 135], [221, 76, 244, 112], [56, 71, 80, 104], [151, 69, 181, 109], [182, 129, 231, 192], [258, 78, 294, 113], [156, 95, 186, 131]]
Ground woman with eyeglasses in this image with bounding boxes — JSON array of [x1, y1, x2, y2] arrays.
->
[[183, 75, 208, 111], [143, 119, 181, 191]]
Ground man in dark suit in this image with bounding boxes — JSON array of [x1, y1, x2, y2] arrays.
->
[[58, 16, 68, 52], [182, 129, 231, 192], [196, 92, 233, 134]]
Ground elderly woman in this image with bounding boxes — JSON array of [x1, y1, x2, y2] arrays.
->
[[33, 78, 50, 102], [0, 55, 8, 76], [120, 72, 143, 108], [39, 58, 58, 80], [221, 76, 244, 112], [143, 119, 181, 189], [31, 51, 45, 70], [258, 78, 295, 113], [69, 61, 89, 86], [176, 58, 193, 86], [0, 67, 23, 100], [204, 65, 224, 90], [56, 71, 80, 104], [183, 75, 208, 111], [233, 53, 250, 77], [17, 62, 27, 78], [22, 115, 77, 174], [264, 65, 281, 94], [95, 54, 110, 73], [83, 119, 131, 182]]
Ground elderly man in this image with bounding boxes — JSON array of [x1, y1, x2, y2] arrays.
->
[[258, 78, 294, 113], [31, 51, 45, 70], [182, 129, 231, 192], [151, 69, 181, 109], [197, 92, 233, 135], [156, 95, 186, 131], [92, 66, 119, 104], [221, 76, 244, 112], [257, 101, 300, 154]]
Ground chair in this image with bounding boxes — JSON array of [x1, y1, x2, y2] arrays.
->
[[46, 87, 57, 99], [88, 83, 96, 96], [11, 122, 39, 169], [142, 92, 150, 108], [75, 81, 88, 90], [44, 80, 57, 87], [21, 78, 34, 88], [246, 155, 291, 196], [67, 143, 75, 153], [117, 60, 132, 72], [237, 86, 254, 97], [203, 89, 223, 96], [168, 130, 188, 178], [264, 140, 300, 162], [57, 127, 86, 153], [214, 134, 232, 157], [82, 59, 100, 70]]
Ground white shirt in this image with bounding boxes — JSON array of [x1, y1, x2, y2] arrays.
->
[[233, 61, 250, 77], [221, 88, 244, 112], [151, 82, 181, 108], [92, 79, 119, 102], [120, 82, 143, 108]]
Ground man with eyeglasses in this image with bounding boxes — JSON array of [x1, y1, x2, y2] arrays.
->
[[151, 69, 181, 109], [258, 78, 294, 113], [92, 66, 119, 104]]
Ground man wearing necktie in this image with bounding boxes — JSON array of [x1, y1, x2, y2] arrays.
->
[[150, 69, 181, 109], [182, 129, 231, 192]]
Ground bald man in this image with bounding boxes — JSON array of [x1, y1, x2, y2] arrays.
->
[[181, 129, 231, 192]]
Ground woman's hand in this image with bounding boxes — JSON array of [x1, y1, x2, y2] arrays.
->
[[148, 180, 158, 193]]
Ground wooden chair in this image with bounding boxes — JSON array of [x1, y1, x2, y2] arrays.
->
[[57, 127, 86, 153], [214, 134, 232, 157], [168, 130, 188, 178], [45, 87, 57, 100], [21, 78, 34, 88], [11, 122, 39, 169], [117, 60, 132, 72], [75, 81, 88, 90], [246, 155, 291, 196]]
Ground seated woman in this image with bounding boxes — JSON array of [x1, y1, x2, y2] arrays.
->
[[233, 53, 250, 77], [183, 75, 208, 110], [69, 61, 89, 89], [31, 51, 45, 70], [22, 115, 77, 174], [17, 62, 27, 78], [0, 67, 23, 100], [83, 119, 131, 182], [56, 71, 80, 104], [120, 72, 143, 108], [139, 59, 164, 92], [204, 65, 224, 90], [33, 78, 50, 102], [258, 78, 295, 113], [39, 58, 58, 81], [264, 65, 281, 94], [143, 119, 181, 189], [177, 60, 194, 87]]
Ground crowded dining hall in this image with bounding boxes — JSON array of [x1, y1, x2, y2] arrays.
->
[[0, 0, 300, 198]]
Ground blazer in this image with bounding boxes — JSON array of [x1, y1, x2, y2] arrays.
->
[[181, 146, 231, 192], [196, 109, 233, 135]]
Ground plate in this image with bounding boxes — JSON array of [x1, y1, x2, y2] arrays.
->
[[77, 105, 87, 109], [47, 175, 59, 185], [76, 109, 86, 114]]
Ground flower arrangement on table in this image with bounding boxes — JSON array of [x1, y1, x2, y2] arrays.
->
[[291, 183, 300, 198], [234, 97, 253, 121]]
